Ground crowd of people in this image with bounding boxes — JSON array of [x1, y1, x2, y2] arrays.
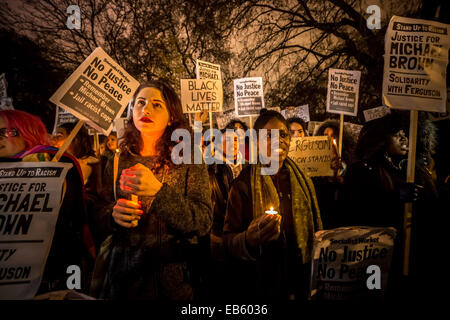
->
[[0, 79, 448, 301]]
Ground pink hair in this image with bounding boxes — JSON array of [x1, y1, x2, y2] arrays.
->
[[0, 110, 49, 149]]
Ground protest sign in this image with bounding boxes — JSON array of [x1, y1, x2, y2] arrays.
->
[[216, 110, 236, 130], [0, 98, 14, 111], [216, 110, 251, 130], [288, 136, 334, 177], [0, 73, 7, 98], [282, 105, 310, 122], [49, 47, 139, 135], [310, 226, 396, 300], [114, 117, 129, 141], [363, 106, 391, 122], [326, 69, 361, 116], [344, 122, 363, 140], [196, 59, 222, 81], [382, 16, 449, 112], [0, 162, 72, 300], [234, 77, 265, 117], [180, 79, 223, 113], [52, 106, 78, 134], [308, 121, 323, 136]]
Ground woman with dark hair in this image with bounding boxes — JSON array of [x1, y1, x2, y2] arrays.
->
[[343, 112, 424, 297], [225, 119, 249, 165], [287, 117, 308, 138], [344, 113, 411, 225], [225, 119, 248, 132], [0, 110, 95, 295], [223, 109, 322, 300], [93, 80, 212, 300]]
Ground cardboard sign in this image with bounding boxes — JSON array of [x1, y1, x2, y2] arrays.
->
[[49, 47, 139, 135], [308, 121, 323, 136], [234, 77, 265, 117], [52, 106, 78, 134], [326, 69, 361, 116], [0, 162, 72, 300], [0, 73, 7, 99], [180, 79, 223, 113], [382, 16, 450, 112], [309, 226, 396, 300], [363, 106, 391, 122], [196, 59, 222, 81], [288, 136, 334, 177], [282, 105, 310, 122], [114, 117, 129, 141]]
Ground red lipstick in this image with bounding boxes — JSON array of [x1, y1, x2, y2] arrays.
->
[[140, 117, 153, 123]]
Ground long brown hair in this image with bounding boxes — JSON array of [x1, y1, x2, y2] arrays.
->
[[120, 80, 190, 171]]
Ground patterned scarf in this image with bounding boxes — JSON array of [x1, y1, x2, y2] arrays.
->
[[251, 157, 323, 263]]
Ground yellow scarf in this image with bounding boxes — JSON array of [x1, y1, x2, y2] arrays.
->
[[251, 157, 323, 263]]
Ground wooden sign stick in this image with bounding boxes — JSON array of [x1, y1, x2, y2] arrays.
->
[[209, 111, 214, 156], [336, 114, 344, 177], [402, 110, 418, 276], [51, 120, 85, 162], [249, 116, 255, 163]]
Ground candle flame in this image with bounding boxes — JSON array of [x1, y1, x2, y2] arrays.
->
[[333, 139, 337, 146], [270, 206, 273, 211]]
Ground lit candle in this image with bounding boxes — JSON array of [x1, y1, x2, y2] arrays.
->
[[265, 206, 278, 215], [131, 194, 139, 226]]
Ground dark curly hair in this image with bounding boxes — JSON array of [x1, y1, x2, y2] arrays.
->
[[225, 119, 248, 131], [253, 109, 289, 131], [120, 80, 190, 171], [286, 117, 308, 136], [315, 119, 357, 166], [355, 112, 407, 162]]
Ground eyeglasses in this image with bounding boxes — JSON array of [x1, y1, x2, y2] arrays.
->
[[0, 128, 19, 138]]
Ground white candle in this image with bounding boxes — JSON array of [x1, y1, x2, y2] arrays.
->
[[265, 207, 278, 215]]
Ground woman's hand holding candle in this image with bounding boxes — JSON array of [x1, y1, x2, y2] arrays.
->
[[112, 198, 143, 228], [245, 214, 281, 247], [120, 163, 163, 197]]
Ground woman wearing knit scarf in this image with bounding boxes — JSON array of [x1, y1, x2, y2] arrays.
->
[[223, 110, 322, 300]]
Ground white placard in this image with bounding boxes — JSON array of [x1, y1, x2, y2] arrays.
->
[[49, 47, 140, 135], [326, 69, 361, 116], [363, 106, 391, 122], [310, 226, 396, 300], [234, 77, 265, 117], [382, 16, 450, 112], [196, 59, 221, 81], [282, 105, 310, 122], [0, 162, 72, 300], [180, 79, 223, 113], [52, 106, 78, 134]]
